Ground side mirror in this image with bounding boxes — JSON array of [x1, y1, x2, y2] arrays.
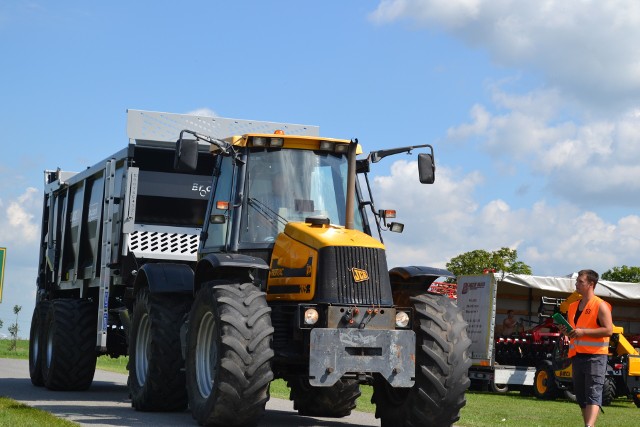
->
[[174, 137, 199, 172], [418, 153, 435, 184]]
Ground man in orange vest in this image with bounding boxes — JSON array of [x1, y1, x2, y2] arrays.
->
[[560, 269, 613, 427]]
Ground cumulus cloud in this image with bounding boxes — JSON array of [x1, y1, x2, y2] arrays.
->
[[370, 0, 640, 111], [374, 160, 640, 275], [1, 187, 40, 247]]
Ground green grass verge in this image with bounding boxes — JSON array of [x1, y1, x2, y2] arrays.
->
[[3, 339, 638, 426], [0, 397, 79, 426]]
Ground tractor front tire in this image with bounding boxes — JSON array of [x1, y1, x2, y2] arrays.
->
[[372, 293, 471, 427], [186, 281, 274, 427]]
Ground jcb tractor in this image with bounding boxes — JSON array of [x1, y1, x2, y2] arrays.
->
[[173, 128, 472, 426], [29, 110, 470, 427]]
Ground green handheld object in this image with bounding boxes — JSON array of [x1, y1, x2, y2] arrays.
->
[[552, 312, 573, 332]]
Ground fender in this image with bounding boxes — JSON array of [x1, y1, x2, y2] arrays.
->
[[389, 266, 454, 287], [194, 253, 269, 292], [135, 263, 194, 294]]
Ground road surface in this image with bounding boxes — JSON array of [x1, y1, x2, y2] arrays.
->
[[0, 358, 379, 426]]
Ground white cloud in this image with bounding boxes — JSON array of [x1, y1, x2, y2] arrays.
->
[[370, 0, 640, 111], [1, 187, 40, 247], [374, 160, 640, 275]]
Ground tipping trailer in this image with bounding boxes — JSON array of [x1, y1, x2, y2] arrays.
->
[[30, 109, 471, 426]]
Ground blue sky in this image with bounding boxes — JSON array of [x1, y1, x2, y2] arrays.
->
[[1, 1, 640, 334]]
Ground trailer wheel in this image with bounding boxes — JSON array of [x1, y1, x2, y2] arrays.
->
[[186, 281, 274, 426], [129, 288, 191, 411], [42, 299, 97, 390], [533, 361, 559, 400], [287, 377, 361, 418], [490, 380, 509, 394], [372, 293, 471, 427], [28, 300, 49, 386], [602, 376, 616, 406]]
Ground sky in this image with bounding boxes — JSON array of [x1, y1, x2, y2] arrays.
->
[[1, 0, 639, 335]]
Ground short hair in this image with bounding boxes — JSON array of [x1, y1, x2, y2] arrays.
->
[[578, 269, 599, 288]]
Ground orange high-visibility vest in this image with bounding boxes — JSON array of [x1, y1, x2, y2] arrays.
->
[[567, 296, 610, 357]]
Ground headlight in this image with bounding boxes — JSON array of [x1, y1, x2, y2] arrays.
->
[[395, 311, 410, 328], [304, 308, 319, 325]]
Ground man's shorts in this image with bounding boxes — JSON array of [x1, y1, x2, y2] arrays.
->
[[572, 353, 608, 407]]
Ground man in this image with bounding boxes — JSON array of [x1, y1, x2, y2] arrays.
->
[[560, 269, 613, 427], [502, 310, 517, 336]]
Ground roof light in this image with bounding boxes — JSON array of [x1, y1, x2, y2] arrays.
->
[[319, 140, 333, 151], [252, 136, 267, 147], [269, 137, 284, 147], [334, 144, 350, 153], [274, 129, 285, 135]]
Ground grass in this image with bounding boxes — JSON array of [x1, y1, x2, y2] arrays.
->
[[2, 339, 638, 426], [0, 397, 79, 426]]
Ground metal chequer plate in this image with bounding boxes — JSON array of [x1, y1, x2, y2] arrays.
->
[[309, 328, 415, 387]]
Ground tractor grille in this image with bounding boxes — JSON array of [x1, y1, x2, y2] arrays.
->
[[317, 246, 392, 306]]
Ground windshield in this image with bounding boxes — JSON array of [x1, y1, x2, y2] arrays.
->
[[241, 148, 363, 243]]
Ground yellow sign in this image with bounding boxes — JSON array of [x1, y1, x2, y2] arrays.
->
[[0, 247, 5, 303]]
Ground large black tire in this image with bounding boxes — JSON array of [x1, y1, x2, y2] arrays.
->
[[186, 281, 274, 427], [129, 288, 191, 411], [602, 376, 616, 406], [372, 293, 471, 427], [28, 300, 49, 386], [533, 361, 560, 400], [42, 299, 97, 391], [287, 377, 361, 418]]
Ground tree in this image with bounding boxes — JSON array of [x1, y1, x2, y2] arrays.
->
[[8, 305, 21, 351], [446, 247, 532, 279], [601, 265, 640, 283]]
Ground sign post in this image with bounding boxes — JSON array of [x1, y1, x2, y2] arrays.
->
[[0, 247, 5, 303]]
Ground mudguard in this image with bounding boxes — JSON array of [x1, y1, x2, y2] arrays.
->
[[136, 263, 194, 294]]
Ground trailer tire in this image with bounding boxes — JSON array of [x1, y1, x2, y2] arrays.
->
[[287, 377, 361, 418], [186, 281, 274, 427], [29, 300, 49, 386], [129, 288, 191, 411], [372, 293, 471, 427], [490, 380, 509, 394], [533, 361, 560, 400], [42, 299, 97, 391]]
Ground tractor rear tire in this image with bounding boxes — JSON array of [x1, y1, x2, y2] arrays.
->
[[186, 281, 274, 427], [129, 288, 191, 411], [29, 300, 49, 386], [42, 299, 97, 390], [287, 377, 361, 418], [533, 361, 560, 400], [371, 293, 471, 427]]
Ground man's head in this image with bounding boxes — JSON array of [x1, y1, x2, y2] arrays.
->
[[576, 269, 599, 291]]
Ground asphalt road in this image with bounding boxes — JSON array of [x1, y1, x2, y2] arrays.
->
[[0, 358, 379, 427]]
